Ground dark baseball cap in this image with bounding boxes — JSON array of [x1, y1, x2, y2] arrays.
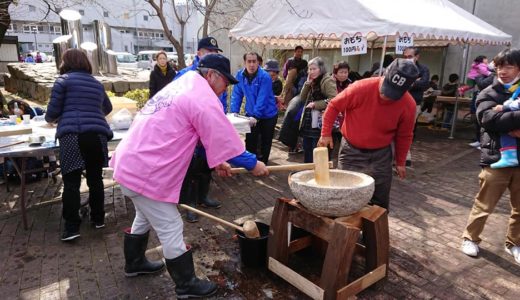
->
[[380, 58, 419, 100], [198, 53, 238, 85], [264, 59, 280, 72], [197, 37, 222, 52]]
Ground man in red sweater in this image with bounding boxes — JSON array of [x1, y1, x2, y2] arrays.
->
[[318, 59, 419, 209]]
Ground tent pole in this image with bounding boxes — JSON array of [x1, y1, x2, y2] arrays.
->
[[378, 36, 388, 76], [369, 41, 374, 68], [439, 46, 448, 86], [449, 42, 469, 139]]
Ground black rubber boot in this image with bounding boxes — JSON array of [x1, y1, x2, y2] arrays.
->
[[124, 230, 165, 277], [197, 175, 221, 209], [166, 249, 217, 299]]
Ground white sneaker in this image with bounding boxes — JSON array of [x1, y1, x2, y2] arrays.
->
[[505, 245, 520, 264], [461, 239, 479, 257], [468, 141, 481, 148]]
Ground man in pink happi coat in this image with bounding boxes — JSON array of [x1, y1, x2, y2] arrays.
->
[[111, 54, 268, 298]]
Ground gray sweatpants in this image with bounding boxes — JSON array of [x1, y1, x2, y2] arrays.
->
[[120, 184, 187, 259], [337, 138, 393, 210]]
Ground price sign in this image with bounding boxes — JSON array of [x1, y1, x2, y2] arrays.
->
[[395, 35, 414, 54], [341, 35, 367, 56]]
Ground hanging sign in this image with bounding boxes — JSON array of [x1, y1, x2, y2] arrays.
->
[[341, 35, 367, 56], [395, 35, 414, 54]]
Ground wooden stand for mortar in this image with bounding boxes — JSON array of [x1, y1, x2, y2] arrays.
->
[[267, 198, 389, 300]]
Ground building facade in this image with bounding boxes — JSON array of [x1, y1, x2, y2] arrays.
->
[[6, 0, 202, 55]]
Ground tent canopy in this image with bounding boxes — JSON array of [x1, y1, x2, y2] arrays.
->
[[230, 0, 512, 48]]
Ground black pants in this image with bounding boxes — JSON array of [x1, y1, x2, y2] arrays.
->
[[278, 95, 303, 149], [302, 136, 319, 163], [246, 115, 278, 164], [61, 133, 105, 230], [179, 154, 212, 206]]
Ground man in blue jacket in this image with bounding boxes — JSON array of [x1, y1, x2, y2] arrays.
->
[[175, 36, 228, 112], [231, 52, 278, 164]]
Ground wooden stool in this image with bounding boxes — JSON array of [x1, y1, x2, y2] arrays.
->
[[268, 198, 389, 300]]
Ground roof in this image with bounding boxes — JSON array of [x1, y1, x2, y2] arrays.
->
[[230, 0, 512, 48]]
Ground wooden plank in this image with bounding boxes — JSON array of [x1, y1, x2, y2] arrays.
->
[[267, 199, 290, 264], [435, 96, 472, 104], [288, 209, 335, 241], [336, 265, 387, 299], [288, 235, 313, 253], [363, 209, 389, 272], [319, 223, 360, 300], [335, 205, 384, 229], [0, 126, 32, 137], [269, 257, 324, 300]]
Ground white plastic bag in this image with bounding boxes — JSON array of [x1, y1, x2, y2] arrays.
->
[[111, 108, 133, 130]]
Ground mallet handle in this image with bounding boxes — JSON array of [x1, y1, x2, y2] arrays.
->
[[230, 162, 332, 174], [179, 204, 244, 232]]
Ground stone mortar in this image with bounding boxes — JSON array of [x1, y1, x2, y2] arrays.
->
[[288, 169, 375, 217]]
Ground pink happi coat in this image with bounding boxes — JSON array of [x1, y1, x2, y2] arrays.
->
[[111, 71, 245, 203]]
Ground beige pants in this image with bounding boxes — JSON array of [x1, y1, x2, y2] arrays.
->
[[462, 167, 520, 248]]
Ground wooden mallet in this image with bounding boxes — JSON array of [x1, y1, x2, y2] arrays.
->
[[313, 147, 330, 186], [179, 204, 260, 239]]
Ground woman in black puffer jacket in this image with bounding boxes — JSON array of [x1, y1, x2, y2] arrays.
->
[[46, 48, 113, 241], [149, 51, 176, 98]]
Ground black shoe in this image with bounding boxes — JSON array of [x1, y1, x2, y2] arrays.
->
[[405, 160, 412, 167], [124, 230, 165, 277], [166, 249, 217, 299], [61, 230, 80, 241], [91, 221, 105, 229], [186, 211, 199, 223], [199, 197, 222, 209]]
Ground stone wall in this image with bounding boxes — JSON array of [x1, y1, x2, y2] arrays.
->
[[3, 63, 149, 104]]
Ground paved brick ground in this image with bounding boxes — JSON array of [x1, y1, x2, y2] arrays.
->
[[1, 126, 520, 299]]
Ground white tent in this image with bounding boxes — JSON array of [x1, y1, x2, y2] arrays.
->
[[229, 0, 511, 47], [230, 0, 512, 139]]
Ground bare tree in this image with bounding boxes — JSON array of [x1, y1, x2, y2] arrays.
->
[[0, 0, 15, 47], [171, 0, 193, 67], [146, 0, 189, 68], [2, 0, 109, 47]]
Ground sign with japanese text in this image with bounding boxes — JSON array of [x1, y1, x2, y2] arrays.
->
[[341, 35, 367, 56], [395, 35, 414, 54]]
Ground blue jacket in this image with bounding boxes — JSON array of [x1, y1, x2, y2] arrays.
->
[[174, 55, 228, 112], [230, 68, 277, 119], [46, 70, 113, 139]]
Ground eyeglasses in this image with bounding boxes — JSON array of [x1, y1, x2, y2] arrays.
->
[[213, 70, 229, 87]]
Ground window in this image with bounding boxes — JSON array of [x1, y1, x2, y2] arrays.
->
[[143, 15, 148, 21], [138, 31, 144, 37], [29, 5, 36, 12], [103, 11, 109, 17], [124, 45, 128, 52], [79, 9, 85, 16], [23, 25, 38, 33], [7, 24, 14, 32], [53, 26, 62, 35], [37, 25, 45, 33]]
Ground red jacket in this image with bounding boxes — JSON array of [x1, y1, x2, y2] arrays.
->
[[321, 77, 416, 166]]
